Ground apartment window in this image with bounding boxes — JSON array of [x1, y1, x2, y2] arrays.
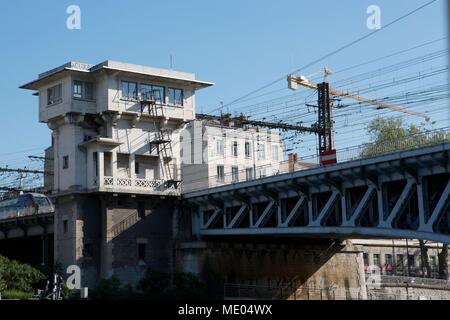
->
[[272, 145, 279, 161], [121, 81, 138, 100], [168, 87, 183, 106], [430, 256, 437, 269], [246, 168, 254, 181], [47, 84, 62, 105], [217, 165, 225, 182], [73, 80, 94, 100], [62, 156, 69, 170], [141, 83, 165, 103], [373, 254, 381, 267], [245, 142, 251, 158], [363, 253, 369, 266], [216, 140, 224, 155], [385, 254, 393, 265], [258, 144, 266, 161], [408, 255, 416, 268], [138, 243, 146, 261], [232, 141, 238, 157], [396, 254, 404, 268], [63, 220, 68, 234], [259, 168, 267, 178], [231, 166, 239, 182]]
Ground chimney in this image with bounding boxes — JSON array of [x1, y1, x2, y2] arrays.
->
[[288, 153, 298, 172]]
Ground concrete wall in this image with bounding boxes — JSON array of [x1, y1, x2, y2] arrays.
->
[[175, 240, 367, 300], [53, 193, 177, 288]]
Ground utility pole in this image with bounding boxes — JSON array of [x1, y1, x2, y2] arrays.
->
[[317, 82, 333, 154]]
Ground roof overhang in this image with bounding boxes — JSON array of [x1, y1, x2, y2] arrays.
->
[[20, 60, 214, 91]]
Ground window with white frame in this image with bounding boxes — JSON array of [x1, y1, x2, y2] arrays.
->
[[216, 140, 224, 155], [259, 168, 267, 178], [168, 87, 183, 106], [245, 168, 254, 181], [231, 166, 239, 182], [258, 144, 266, 161], [217, 165, 225, 182], [232, 141, 238, 157], [47, 84, 62, 105], [121, 81, 138, 100], [245, 142, 251, 158], [272, 145, 279, 161], [140, 83, 165, 103], [73, 80, 94, 100]]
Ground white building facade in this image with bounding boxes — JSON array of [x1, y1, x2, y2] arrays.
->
[[22, 61, 213, 196], [181, 120, 285, 193]]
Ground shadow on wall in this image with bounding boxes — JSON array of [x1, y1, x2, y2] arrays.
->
[[190, 239, 360, 300], [108, 197, 177, 288]]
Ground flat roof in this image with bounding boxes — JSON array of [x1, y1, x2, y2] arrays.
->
[[20, 60, 214, 90]]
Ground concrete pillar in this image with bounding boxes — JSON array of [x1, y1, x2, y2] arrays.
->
[[98, 152, 104, 187], [41, 225, 49, 267], [100, 197, 113, 280], [86, 148, 94, 188], [53, 130, 60, 191], [111, 151, 118, 178], [130, 153, 136, 179]]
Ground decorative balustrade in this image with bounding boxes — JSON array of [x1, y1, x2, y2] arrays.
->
[[101, 176, 174, 194]]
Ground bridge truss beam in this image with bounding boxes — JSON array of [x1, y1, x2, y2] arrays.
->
[[184, 144, 450, 244]]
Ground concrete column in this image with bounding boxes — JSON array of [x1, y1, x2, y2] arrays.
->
[[86, 148, 94, 188], [111, 151, 118, 178], [98, 152, 104, 187], [100, 197, 113, 280], [53, 131, 60, 191], [129, 153, 136, 179], [41, 225, 49, 267]]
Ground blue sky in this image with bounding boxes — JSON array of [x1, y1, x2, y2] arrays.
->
[[0, 0, 447, 168]]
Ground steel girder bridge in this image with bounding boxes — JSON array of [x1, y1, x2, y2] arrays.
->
[[183, 143, 450, 244]]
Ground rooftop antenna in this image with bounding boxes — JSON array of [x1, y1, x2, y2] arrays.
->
[[170, 54, 173, 69]]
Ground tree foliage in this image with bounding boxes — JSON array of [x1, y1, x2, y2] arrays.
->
[[0, 255, 46, 294], [361, 118, 448, 158]]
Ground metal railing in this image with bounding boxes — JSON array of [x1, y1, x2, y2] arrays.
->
[[224, 282, 450, 300], [184, 128, 449, 194]]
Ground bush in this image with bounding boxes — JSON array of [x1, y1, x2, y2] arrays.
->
[[1, 290, 34, 300], [138, 268, 171, 299], [138, 268, 208, 300], [170, 272, 208, 300], [0, 255, 46, 294], [90, 276, 134, 300]]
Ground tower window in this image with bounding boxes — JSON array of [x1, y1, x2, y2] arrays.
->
[[138, 243, 146, 261], [62, 156, 69, 169], [73, 80, 94, 100], [47, 84, 62, 105], [121, 81, 138, 100], [168, 88, 183, 106]]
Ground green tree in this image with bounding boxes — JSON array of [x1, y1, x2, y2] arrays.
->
[[0, 255, 46, 295], [361, 118, 448, 158], [362, 118, 449, 279]]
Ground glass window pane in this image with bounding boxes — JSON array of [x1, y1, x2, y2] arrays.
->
[[84, 82, 94, 100], [152, 85, 164, 103], [73, 81, 83, 98]]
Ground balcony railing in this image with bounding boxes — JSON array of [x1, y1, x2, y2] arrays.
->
[[100, 176, 177, 194]]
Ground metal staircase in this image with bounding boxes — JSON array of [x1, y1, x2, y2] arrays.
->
[[140, 90, 181, 190]]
